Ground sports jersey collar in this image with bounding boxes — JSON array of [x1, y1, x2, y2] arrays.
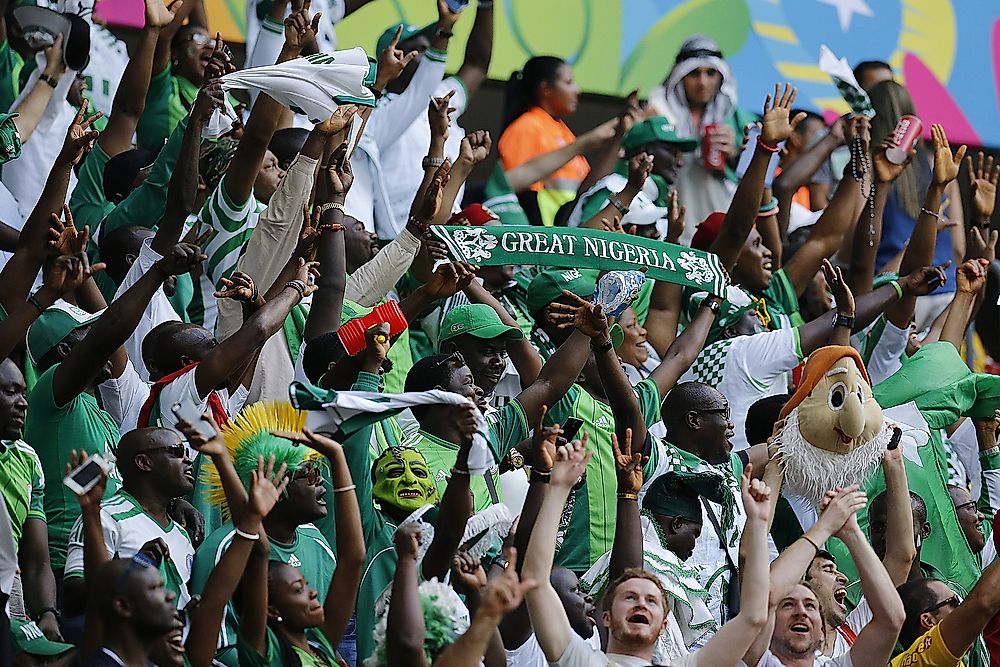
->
[[115, 489, 177, 533]]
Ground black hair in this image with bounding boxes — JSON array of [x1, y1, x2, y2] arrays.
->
[[661, 381, 719, 433], [790, 108, 825, 132], [869, 489, 928, 525], [896, 578, 942, 647], [852, 60, 893, 85], [502, 56, 567, 131], [405, 354, 462, 420], [101, 225, 154, 284], [745, 393, 793, 447], [269, 128, 310, 171], [103, 148, 158, 204], [301, 332, 348, 385]]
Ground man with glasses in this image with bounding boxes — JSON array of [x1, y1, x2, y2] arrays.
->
[[894, 556, 1000, 667], [63, 427, 197, 613]]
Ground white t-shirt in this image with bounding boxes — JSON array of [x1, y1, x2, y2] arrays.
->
[[831, 598, 873, 657], [742, 648, 853, 667], [505, 629, 601, 667], [552, 632, 699, 667], [97, 359, 150, 434], [680, 328, 804, 451]]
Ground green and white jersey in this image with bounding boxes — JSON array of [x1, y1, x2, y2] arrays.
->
[[681, 327, 803, 451], [238, 625, 338, 667], [196, 183, 265, 331], [64, 490, 194, 607], [0, 440, 45, 545], [544, 378, 663, 573], [403, 399, 530, 512], [190, 522, 336, 662], [24, 365, 122, 570]]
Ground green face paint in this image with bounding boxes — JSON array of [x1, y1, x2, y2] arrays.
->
[[372, 448, 439, 512]]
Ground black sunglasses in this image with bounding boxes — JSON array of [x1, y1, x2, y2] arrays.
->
[[923, 595, 960, 615]]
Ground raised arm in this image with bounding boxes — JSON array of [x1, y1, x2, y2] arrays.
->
[[237, 532, 273, 657], [432, 130, 492, 226], [773, 116, 846, 239], [840, 505, 906, 667], [523, 439, 593, 662], [421, 419, 476, 580], [386, 523, 430, 667], [939, 259, 988, 350], [609, 430, 644, 579], [454, 0, 493, 98], [880, 439, 917, 586], [72, 451, 111, 657], [10, 36, 65, 143], [698, 467, 772, 667], [648, 293, 720, 398], [935, 558, 1000, 659], [710, 84, 805, 271], [580, 152, 651, 230]]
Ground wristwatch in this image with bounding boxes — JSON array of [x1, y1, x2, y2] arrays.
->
[[422, 155, 446, 169], [505, 448, 525, 470], [434, 27, 454, 39], [703, 298, 722, 315], [608, 193, 630, 216], [492, 555, 510, 571], [832, 313, 855, 329]]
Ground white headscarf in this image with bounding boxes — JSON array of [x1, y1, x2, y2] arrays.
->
[[648, 35, 739, 138]]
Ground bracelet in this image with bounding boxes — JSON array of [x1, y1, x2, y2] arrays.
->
[[27, 294, 45, 314], [702, 298, 722, 315], [36, 607, 60, 621], [319, 202, 345, 215], [801, 535, 821, 555], [531, 469, 551, 484], [757, 137, 781, 154], [234, 527, 261, 541], [618, 492, 638, 501], [450, 467, 471, 476], [888, 279, 904, 300], [833, 313, 855, 329], [920, 206, 945, 222], [334, 484, 357, 493], [284, 280, 306, 299], [758, 196, 779, 214], [39, 74, 59, 88], [591, 338, 614, 354], [981, 446, 1000, 457], [608, 193, 630, 216], [422, 155, 446, 169], [408, 216, 431, 234]]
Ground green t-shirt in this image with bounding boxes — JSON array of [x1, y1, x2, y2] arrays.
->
[[24, 364, 121, 570], [69, 144, 119, 300], [760, 267, 804, 329], [0, 439, 45, 545], [137, 67, 199, 151], [403, 399, 530, 512], [545, 378, 663, 572], [0, 39, 24, 116], [190, 521, 335, 665], [237, 625, 338, 667]]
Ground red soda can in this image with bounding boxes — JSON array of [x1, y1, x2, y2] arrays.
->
[[885, 115, 922, 164], [703, 123, 726, 171]]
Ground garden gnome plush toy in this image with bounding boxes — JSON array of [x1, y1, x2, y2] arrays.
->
[[776, 345, 893, 504]]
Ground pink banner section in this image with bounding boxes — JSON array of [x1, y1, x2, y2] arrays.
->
[[93, 0, 144, 29]]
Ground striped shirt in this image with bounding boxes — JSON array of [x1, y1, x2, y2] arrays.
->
[[0, 439, 45, 545]]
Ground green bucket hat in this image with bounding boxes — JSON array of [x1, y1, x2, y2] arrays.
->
[[439, 303, 523, 347], [10, 619, 75, 657], [685, 286, 770, 344], [26, 301, 102, 366], [0, 112, 21, 165], [642, 469, 727, 524], [526, 268, 623, 348], [622, 116, 698, 154], [376, 22, 435, 56]]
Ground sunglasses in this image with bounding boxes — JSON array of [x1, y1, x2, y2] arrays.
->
[[183, 32, 215, 48], [293, 464, 323, 485], [923, 594, 961, 615], [696, 407, 731, 420], [138, 444, 187, 459]]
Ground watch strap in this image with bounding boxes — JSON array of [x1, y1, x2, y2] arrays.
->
[[422, 155, 446, 169]]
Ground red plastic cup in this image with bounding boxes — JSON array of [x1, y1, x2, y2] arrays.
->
[[885, 115, 922, 165], [337, 301, 408, 356], [703, 123, 726, 171]]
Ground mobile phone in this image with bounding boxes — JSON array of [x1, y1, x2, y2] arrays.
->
[[561, 417, 585, 443], [171, 401, 217, 441], [445, 0, 469, 12], [64, 454, 109, 496]]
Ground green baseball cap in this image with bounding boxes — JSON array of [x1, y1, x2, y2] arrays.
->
[[26, 301, 102, 366], [0, 112, 21, 165], [622, 116, 698, 154], [10, 619, 75, 657], [376, 22, 435, 56], [439, 304, 523, 346], [526, 269, 623, 348]]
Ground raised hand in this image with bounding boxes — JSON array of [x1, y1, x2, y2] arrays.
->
[[966, 151, 1000, 221], [843, 115, 870, 152], [478, 547, 538, 619], [615, 89, 641, 137], [741, 464, 771, 524], [436, 0, 462, 28], [599, 215, 625, 235], [293, 258, 321, 296], [175, 413, 226, 457], [930, 123, 967, 186], [625, 152, 654, 191], [44, 254, 101, 295], [955, 258, 990, 295], [41, 33, 66, 79], [456, 403, 481, 447], [137, 537, 171, 566], [665, 190, 685, 243], [192, 80, 227, 123], [550, 435, 591, 488], [145, 0, 181, 29], [531, 405, 559, 473], [821, 258, 854, 316], [394, 521, 423, 560], [203, 33, 237, 82], [901, 262, 950, 297], [269, 426, 343, 460], [155, 242, 207, 276], [546, 291, 610, 339], [363, 322, 392, 365], [374, 26, 418, 89], [421, 261, 477, 300], [458, 130, 492, 168], [317, 104, 358, 136], [450, 550, 488, 595], [59, 100, 102, 166], [413, 160, 452, 222], [760, 83, 806, 146], [214, 271, 258, 303], [611, 428, 646, 494], [429, 90, 456, 142], [707, 122, 738, 160], [816, 485, 867, 537], [66, 450, 108, 511], [324, 141, 354, 196], [247, 454, 289, 520], [967, 226, 998, 264], [283, 0, 321, 54]]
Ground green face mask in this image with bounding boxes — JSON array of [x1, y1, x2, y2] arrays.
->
[[372, 448, 440, 512]]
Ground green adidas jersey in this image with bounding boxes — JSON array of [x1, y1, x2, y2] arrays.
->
[[760, 267, 803, 329], [190, 521, 336, 665], [0, 439, 45, 545], [238, 625, 338, 667], [24, 365, 121, 570], [404, 399, 530, 512], [545, 378, 662, 572], [0, 39, 23, 116], [137, 67, 198, 151]]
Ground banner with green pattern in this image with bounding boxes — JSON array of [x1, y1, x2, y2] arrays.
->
[[430, 225, 727, 295]]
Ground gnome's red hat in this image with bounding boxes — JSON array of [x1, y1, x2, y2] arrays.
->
[[779, 345, 870, 421]]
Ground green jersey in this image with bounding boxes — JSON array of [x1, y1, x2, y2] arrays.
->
[[0, 439, 45, 545], [0, 39, 24, 116], [24, 365, 121, 570], [190, 521, 336, 665], [545, 378, 663, 572], [404, 399, 530, 512], [137, 67, 198, 151], [760, 266, 804, 329], [238, 626, 338, 667]]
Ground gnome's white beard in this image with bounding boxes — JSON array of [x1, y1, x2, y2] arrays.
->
[[778, 407, 892, 505]]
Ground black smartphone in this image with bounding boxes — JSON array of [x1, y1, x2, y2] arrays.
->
[[561, 417, 585, 443]]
